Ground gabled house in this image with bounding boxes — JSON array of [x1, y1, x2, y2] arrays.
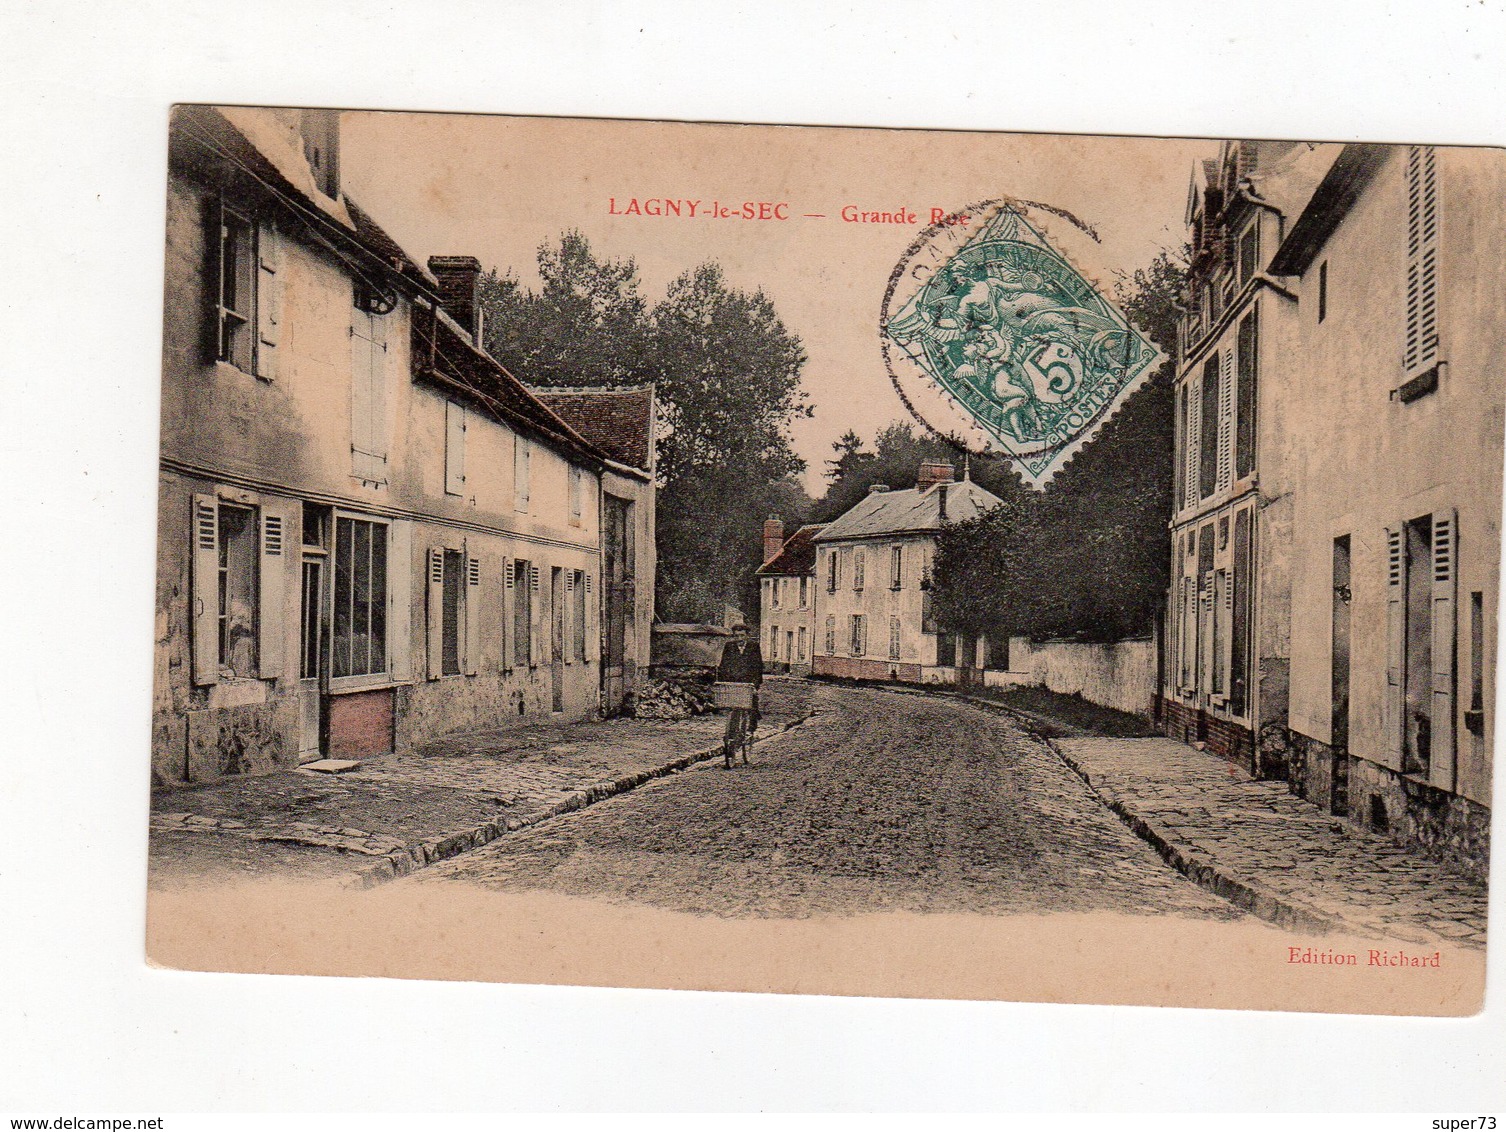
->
[[756, 521, 825, 675], [154, 105, 623, 784], [810, 461, 1001, 683]]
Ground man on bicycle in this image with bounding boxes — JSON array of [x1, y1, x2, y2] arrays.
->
[[717, 622, 763, 766]]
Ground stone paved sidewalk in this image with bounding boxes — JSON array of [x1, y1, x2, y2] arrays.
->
[[1054, 736, 1489, 949], [149, 678, 818, 888]]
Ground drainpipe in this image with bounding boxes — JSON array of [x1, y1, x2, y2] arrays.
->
[[1238, 178, 1286, 243]]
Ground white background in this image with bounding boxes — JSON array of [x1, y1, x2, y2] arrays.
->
[[2, 0, 1505, 1112]]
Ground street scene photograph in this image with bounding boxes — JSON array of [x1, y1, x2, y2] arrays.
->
[[144, 105, 1499, 1015]]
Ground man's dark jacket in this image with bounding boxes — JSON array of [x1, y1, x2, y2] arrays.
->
[[716, 638, 764, 685]]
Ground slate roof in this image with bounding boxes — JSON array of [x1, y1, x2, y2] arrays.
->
[[532, 387, 656, 471], [756, 524, 825, 577], [815, 479, 1001, 542]]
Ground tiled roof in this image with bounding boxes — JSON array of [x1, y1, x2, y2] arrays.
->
[[533, 387, 656, 471], [756, 524, 825, 576], [414, 313, 609, 467], [816, 480, 1001, 541]]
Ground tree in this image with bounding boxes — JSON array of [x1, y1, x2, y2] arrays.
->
[[930, 248, 1186, 643], [651, 263, 813, 620], [477, 237, 813, 623]]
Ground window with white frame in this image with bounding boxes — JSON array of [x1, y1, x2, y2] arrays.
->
[[827, 549, 839, 592], [799, 576, 809, 609], [332, 515, 389, 680], [216, 204, 256, 372], [853, 548, 865, 591], [191, 493, 291, 686], [890, 544, 903, 590], [850, 614, 866, 657]]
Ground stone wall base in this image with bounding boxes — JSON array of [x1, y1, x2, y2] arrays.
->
[[1288, 729, 1491, 883], [811, 656, 925, 683]]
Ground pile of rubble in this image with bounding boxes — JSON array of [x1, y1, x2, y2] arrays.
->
[[631, 675, 718, 721]]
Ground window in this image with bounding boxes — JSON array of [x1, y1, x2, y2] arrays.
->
[[216, 504, 259, 676], [351, 306, 389, 483], [1235, 311, 1258, 481], [333, 516, 388, 679], [572, 570, 587, 661], [445, 401, 466, 495], [890, 545, 903, 590], [889, 617, 901, 660], [513, 558, 533, 667], [1199, 354, 1220, 500], [1182, 375, 1201, 507], [853, 548, 865, 591], [799, 576, 809, 609], [1237, 221, 1258, 286], [771, 579, 781, 610], [1317, 260, 1329, 323], [192, 494, 291, 686], [1404, 145, 1440, 375], [1231, 508, 1251, 716], [440, 548, 463, 675], [797, 626, 807, 662], [1468, 591, 1485, 736], [850, 614, 866, 657], [569, 465, 584, 525], [825, 615, 836, 655], [827, 549, 839, 592], [216, 204, 255, 372], [1385, 510, 1456, 781], [514, 437, 532, 512]]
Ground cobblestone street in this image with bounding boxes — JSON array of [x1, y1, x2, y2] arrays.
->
[[414, 684, 1246, 921]]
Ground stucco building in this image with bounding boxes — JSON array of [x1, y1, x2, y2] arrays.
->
[[810, 462, 1001, 683], [756, 521, 824, 674], [534, 386, 657, 714], [1163, 139, 1501, 877], [154, 105, 634, 785]]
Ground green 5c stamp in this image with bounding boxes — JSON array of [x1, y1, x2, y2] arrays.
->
[[882, 199, 1163, 489]]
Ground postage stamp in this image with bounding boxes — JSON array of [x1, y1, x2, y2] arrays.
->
[[882, 198, 1164, 489]]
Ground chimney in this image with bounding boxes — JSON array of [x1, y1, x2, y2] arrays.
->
[[916, 461, 955, 491], [428, 255, 484, 343], [762, 517, 785, 563]]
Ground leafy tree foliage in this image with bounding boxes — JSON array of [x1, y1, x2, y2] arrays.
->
[[930, 249, 1186, 643], [478, 234, 812, 622]]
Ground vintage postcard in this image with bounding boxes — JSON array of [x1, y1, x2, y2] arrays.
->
[[146, 105, 1498, 1015]]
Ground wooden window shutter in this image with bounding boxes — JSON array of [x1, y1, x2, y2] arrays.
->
[[464, 551, 481, 676], [1404, 146, 1441, 374], [445, 401, 466, 495], [1184, 380, 1201, 506], [202, 199, 224, 364], [426, 547, 445, 679], [585, 571, 597, 662], [1216, 349, 1235, 491], [190, 493, 220, 686], [257, 506, 286, 678], [1384, 526, 1405, 766], [388, 521, 413, 681], [254, 223, 282, 380], [501, 556, 513, 670], [529, 563, 541, 665], [1430, 509, 1458, 786]]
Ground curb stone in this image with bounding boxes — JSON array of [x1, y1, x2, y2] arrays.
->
[[864, 683, 1346, 936], [951, 690, 1344, 935], [344, 709, 818, 891]]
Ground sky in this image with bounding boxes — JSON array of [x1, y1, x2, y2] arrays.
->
[[341, 111, 1213, 493]]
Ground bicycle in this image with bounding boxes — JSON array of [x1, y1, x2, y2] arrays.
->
[[723, 704, 758, 767]]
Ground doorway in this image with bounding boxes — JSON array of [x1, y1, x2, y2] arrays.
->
[[1330, 535, 1351, 815], [298, 554, 325, 761]]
